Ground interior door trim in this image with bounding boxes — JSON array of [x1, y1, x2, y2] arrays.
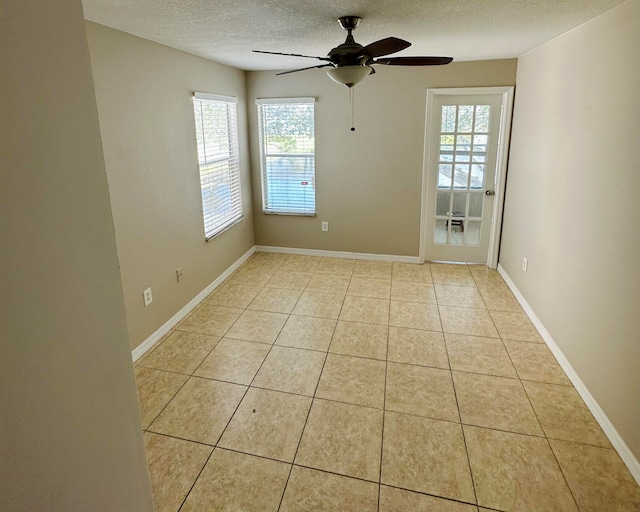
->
[[419, 86, 514, 268]]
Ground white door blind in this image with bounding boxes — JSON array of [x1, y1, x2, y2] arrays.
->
[[257, 99, 315, 215], [193, 93, 243, 239]]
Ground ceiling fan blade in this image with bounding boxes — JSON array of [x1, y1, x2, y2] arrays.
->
[[360, 37, 411, 58], [253, 50, 330, 62], [374, 56, 453, 66], [276, 64, 334, 76]]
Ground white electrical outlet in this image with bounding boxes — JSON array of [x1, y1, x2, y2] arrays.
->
[[321, 221, 329, 232], [522, 257, 528, 272], [176, 267, 183, 282], [143, 287, 153, 306]]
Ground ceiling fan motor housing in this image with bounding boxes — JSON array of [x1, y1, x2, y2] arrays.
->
[[337, 16, 361, 31], [328, 16, 366, 66]]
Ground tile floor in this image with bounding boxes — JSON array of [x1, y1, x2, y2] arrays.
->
[[134, 253, 640, 512]]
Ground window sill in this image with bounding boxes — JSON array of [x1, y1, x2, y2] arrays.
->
[[262, 211, 316, 217]]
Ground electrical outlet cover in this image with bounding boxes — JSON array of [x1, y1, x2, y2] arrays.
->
[[143, 287, 153, 306]]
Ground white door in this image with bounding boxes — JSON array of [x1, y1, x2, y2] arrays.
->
[[422, 88, 513, 265]]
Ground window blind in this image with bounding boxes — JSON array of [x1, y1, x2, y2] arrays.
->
[[193, 93, 243, 239], [256, 98, 316, 215]]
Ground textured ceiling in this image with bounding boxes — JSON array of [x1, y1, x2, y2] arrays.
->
[[82, 0, 625, 71]]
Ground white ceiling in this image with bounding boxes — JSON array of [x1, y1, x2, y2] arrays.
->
[[82, 0, 625, 71]]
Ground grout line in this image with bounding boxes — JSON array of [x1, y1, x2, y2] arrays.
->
[[443, 332, 479, 506], [144, 430, 215, 448], [176, 447, 216, 511], [275, 292, 342, 512], [377, 305, 391, 511], [178, 255, 288, 510], [519, 380, 583, 511]]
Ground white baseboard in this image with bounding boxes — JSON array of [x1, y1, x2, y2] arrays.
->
[[497, 264, 640, 485], [131, 246, 256, 362], [254, 245, 421, 264]]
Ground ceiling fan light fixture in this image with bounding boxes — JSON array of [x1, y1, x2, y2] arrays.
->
[[326, 65, 372, 88]]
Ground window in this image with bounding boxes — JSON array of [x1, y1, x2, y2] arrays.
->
[[192, 92, 242, 240], [256, 98, 315, 215]]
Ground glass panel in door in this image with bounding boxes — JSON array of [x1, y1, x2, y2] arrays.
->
[[425, 93, 504, 263]]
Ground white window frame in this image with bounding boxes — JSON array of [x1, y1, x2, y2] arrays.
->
[[256, 98, 316, 216], [193, 92, 243, 240]]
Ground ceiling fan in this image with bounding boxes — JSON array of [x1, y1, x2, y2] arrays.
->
[[253, 15, 453, 88]]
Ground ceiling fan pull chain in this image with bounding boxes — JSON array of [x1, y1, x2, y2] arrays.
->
[[350, 87, 356, 131]]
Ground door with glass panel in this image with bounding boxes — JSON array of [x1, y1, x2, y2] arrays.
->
[[424, 91, 506, 263]]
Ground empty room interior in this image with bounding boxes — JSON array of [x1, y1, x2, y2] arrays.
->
[[2, 0, 640, 511]]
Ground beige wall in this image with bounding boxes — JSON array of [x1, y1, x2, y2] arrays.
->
[[247, 60, 517, 256], [0, 1, 153, 510], [86, 23, 255, 350], [501, 0, 640, 459]]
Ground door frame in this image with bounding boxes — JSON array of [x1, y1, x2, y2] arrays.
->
[[419, 86, 514, 268]]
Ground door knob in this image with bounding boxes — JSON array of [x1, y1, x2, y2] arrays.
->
[[485, 190, 495, 196]]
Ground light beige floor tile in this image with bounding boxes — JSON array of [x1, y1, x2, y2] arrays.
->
[[275, 315, 337, 351], [218, 388, 311, 462], [523, 381, 611, 447], [430, 265, 475, 286], [439, 306, 498, 338], [149, 377, 246, 445], [247, 287, 302, 314], [225, 310, 288, 344], [379, 485, 478, 512], [249, 251, 289, 268], [464, 426, 578, 512], [435, 284, 486, 309], [391, 262, 432, 283], [382, 412, 475, 503], [445, 333, 517, 378], [477, 285, 522, 312], [264, 270, 312, 291], [135, 367, 188, 429], [391, 281, 436, 303], [225, 267, 274, 288], [280, 254, 321, 272], [550, 440, 640, 512], [453, 371, 543, 436], [143, 432, 212, 512], [194, 338, 270, 385], [181, 448, 290, 512], [295, 399, 383, 481], [204, 283, 261, 309], [315, 257, 356, 276], [387, 327, 449, 368], [252, 345, 326, 396], [235, 264, 278, 278], [468, 266, 505, 287], [292, 291, 345, 319], [305, 273, 350, 295], [347, 277, 391, 299], [489, 310, 543, 342], [329, 321, 388, 360], [136, 330, 173, 365], [386, 362, 459, 422], [316, 353, 386, 408], [139, 330, 219, 375], [178, 304, 243, 337], [390, 301, 442, 331], [353, 259, 392, 279], [280, 466, 379, 512], [504, 339, 571, 385], [340, 295, 390, 325]]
